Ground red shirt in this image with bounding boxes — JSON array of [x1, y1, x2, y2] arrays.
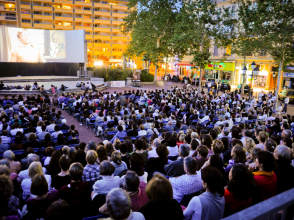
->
[[253, 171, 277, 201], [224, 188, 252, 216], [130, 181, 149, 211]]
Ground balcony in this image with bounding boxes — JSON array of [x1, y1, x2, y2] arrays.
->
[[94, 2, 103, 7], [84, 26, 92, 31], [22, 22, 32, 28], [44, 24, 53, 29], [86, 34, 92, 39], [63, 8, 73, 13], [21, 4, 30, 9], [75, 9, 84, 13], [64, 0, 73, 4], [33, 14, 43, 19], [21, 14, 31, 19], [94, 10, 102, 15], [43, 0, 52, 3], [75, 17, 83, 22], [63, 16, 73, 21], [63, 25, 73, 29], [83, 10, 92, 14], [55, 0, 63, 3], [34, 23, 43, 28], [84, 18, 92, 22], [43, 15, 53, 20], [54, 8, 63, 12], [0, 15, 17, 21], [75, 26, 84, 29], [75, 1, 84, 6], [42, 7, 52, 11], [0, 5, 16, 11]]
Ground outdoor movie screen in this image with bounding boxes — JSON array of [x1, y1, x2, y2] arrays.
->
[[0, 27, 85, 63]]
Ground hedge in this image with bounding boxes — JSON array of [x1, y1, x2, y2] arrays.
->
[[87, 67, 154, 82]]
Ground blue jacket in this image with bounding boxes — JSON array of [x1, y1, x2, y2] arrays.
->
[[111, 131, 127, 143]]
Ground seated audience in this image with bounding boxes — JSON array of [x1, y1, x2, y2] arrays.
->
[[59, 162, 92, 220], [169, 156, 203, 203], [51, 155, 71, 190], [164, 144, 190, 177], [184, 166, 225, 220], [224, 164, 255, 216], [27, 174, 59, 219], [82, 150, 100, 182], [138, 174, 184, 220]]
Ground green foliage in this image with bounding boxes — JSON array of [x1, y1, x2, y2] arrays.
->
[[123, 0, 185, 64], [140, 69, 154, 82], [92, 68, 108, 80], [91, 68, 133, 81]]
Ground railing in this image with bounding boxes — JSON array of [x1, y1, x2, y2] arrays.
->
[[222, 188, 294, 220], [5, 16, 16, 20]]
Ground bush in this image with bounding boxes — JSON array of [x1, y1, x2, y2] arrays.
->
[[106, 68, 129, 81], [92, 67, 107, 81], [90, 67, 151, 82], [140, 69, 154, 82]]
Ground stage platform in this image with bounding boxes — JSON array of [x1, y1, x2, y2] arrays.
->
[[0, 76, 107, 95]]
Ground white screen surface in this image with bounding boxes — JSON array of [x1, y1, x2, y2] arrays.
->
[[0, 27, 85, 63]]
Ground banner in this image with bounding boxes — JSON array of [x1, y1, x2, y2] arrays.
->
[[111, 81, 125, 87]]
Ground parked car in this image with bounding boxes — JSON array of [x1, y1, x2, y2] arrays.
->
[[238, 84, 251, 94], [278, 89, 294, 103], [205, 78, 216, 87], [220, 82, 231, 91]]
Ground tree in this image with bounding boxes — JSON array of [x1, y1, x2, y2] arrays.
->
[[224, 1, 260, 94], [123, 0, 185, 83], [238, 0, 294, 108], [172, 0, 232, 91]]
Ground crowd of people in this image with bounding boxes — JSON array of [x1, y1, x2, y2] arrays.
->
[[0, 85, 294, 220]]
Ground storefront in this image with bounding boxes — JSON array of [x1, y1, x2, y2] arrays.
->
[[205, 62, 235, 84], [282, 67, 294, 89]]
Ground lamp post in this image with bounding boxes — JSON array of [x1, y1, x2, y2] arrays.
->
[[272, 72, 277, 93], [249, 61, 256, 99]]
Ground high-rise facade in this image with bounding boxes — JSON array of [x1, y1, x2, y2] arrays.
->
[[0, 0, 130, 66]]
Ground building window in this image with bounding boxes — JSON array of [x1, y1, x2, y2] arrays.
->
[[34, 20, 41, 23], [22, 19, 30, 23], [213, 45, 218, 56], [21, 10, 30, 14], [44, 12, 50, 15]]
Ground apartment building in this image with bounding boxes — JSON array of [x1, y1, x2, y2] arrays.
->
[[0, 0, 130, 66]]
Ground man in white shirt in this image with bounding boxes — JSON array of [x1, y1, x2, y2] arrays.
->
[[18, 154, 46, 182], [282, 94, 289, 113], [148, 138, 161, 159], [10, 123, 23, 136], [169, 157, 203, 203]]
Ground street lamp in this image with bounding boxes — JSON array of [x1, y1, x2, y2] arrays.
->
[[272, 72, 277, 93], [249, 61, 256, 98]]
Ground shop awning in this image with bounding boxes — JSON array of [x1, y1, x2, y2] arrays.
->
[[175, 62, 194, 66]]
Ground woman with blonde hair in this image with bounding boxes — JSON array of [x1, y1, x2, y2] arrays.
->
[[21, 161, 51, 200], [244, 137, 255, 156], [111, 151, 128, 176]]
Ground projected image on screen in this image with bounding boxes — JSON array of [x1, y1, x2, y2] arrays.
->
[[8, 29, 44, 62], [0, 27, 84, 63]]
